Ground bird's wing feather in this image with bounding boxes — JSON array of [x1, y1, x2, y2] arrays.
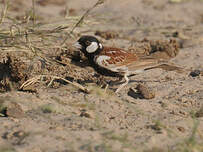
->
[[94, 55, 128, 72], [95, 47, 170, 73], [126, 58, 160, 72]]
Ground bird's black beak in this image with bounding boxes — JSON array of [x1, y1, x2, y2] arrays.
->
[[72, 41, 82, 49]]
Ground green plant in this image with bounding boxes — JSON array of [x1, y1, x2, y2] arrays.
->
[[41, 104, 56, 113]]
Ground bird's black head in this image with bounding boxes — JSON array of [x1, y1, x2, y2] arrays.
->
[[73, 35, 103, 58]]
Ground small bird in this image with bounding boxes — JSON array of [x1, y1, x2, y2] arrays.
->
[[73, 35, 179, 93]]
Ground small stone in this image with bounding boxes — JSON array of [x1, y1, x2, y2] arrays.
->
[[189, 70, 201, 77], [80, 110, 94, 118], [177, 126, 185, 132], [13, 130, 27, 138], [159, 101, 168, 108], [136, 84, 155, 99], [179, 110, 187, 115]]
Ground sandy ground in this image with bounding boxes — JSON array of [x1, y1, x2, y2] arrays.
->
[[0, 0, 203, 152]]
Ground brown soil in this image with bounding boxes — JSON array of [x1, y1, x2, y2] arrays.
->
[[0, 0, 203, 152], [0, 53, 28, 92]]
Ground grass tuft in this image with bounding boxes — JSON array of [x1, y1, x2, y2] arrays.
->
[[41, 104, 56, 113]]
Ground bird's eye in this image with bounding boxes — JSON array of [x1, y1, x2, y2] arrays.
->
[[85, 41, 91, 46]]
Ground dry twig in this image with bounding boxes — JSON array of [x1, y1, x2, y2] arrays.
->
[[20, 75, 90, 93], [0, 0, 9, 25], [61, 0, 105, 45]]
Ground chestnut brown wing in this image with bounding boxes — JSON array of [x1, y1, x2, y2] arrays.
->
[[95, 47, 166, 73], [94, 47, 138, 72], [100, 47, 138, 64]]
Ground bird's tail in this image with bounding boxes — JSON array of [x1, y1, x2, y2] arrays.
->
[[144, 63, 186, 73]]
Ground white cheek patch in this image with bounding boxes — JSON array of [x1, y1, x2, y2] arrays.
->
[[99, 43, 103, 49], [86, 42, 98, 53]]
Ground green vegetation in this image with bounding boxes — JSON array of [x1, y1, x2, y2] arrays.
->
[[40, 104, 56, 113]]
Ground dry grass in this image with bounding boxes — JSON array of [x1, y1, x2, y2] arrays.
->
[[0, 0, 105, 93], [0, 0, 104, 50], [61, 0, 105, 45], [20, 75, 90, 93]]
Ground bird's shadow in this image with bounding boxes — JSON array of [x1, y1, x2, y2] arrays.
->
[[127, 88, 144, 99]]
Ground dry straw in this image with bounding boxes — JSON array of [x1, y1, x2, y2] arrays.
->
[[0, 0, 105, 93], [61, 0, 105, 45]]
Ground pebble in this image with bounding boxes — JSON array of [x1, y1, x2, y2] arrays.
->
[[80, 110, 94, 118], [189, 70, 201, 77], [136, 84, 155, 99], [177, 126, 185, 132]]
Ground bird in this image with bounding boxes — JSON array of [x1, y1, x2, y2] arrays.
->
[[73, 35, 180, 93]]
